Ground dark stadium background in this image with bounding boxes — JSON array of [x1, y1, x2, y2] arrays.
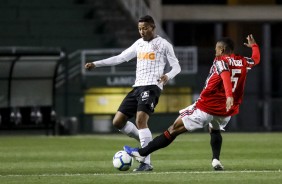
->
[[1, 0, 282, 134]]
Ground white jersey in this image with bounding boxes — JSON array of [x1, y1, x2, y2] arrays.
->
[[93, 36, 181, 89]]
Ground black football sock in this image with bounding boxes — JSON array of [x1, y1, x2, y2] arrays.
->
[[210, 129, 222, 160], [138, 130, 176, 156]]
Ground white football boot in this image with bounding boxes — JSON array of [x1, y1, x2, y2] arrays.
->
[[212, 159, 224, 170]]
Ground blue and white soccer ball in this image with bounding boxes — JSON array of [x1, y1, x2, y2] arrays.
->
[[113, 150, 133, 171]]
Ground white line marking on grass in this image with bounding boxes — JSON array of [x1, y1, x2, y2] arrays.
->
[[0, 170, 281, 177]]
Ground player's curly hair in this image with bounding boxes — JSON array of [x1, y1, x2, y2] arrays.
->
[[138, 15, 155, 28], [218, 37, 234, 54]]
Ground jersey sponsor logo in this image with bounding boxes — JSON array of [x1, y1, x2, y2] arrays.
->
[[137, 52, 156, 60], [228, 58, 243, 66]]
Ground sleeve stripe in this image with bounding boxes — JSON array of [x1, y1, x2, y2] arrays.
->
[[245, 57, 255, 65], [215, 60, 229, 74]]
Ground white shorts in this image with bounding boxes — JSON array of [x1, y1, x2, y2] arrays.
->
[[179, 104, 231, 132]]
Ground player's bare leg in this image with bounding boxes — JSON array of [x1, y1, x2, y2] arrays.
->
[[113, 111, 139, 141], [167, 116, 188, 136]]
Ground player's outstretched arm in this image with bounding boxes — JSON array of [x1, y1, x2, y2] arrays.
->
[[244, 34, 260, 64], [85, 62, 96, 70], [244, 34, 256, 47]]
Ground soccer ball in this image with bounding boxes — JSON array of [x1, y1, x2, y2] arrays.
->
[[113, 150, 133, 171]]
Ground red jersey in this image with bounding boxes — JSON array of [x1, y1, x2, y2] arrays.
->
[[196, 44, 260, 116]]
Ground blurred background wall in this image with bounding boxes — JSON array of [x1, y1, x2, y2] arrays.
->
[[0, 0, 282, 134]]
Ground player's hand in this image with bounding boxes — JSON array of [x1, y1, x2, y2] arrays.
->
[[244, 34, 256, 48], [226, 96, 234, 112], [158, 75, 169, 85], [85, 62, 95, 70]]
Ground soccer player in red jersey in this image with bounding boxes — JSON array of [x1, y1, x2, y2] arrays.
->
[[124, 34, 260, 170]]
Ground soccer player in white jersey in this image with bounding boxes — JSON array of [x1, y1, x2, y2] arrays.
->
[[85, 15, 181, 171]]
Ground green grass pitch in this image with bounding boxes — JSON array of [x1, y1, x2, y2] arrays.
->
[[0, 133, 281, 184]]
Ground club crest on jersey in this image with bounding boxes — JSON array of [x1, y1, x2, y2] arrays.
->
[[141, 91, 150, 101], [152, 43, 159, 51], [137, 52, 156, 60]]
